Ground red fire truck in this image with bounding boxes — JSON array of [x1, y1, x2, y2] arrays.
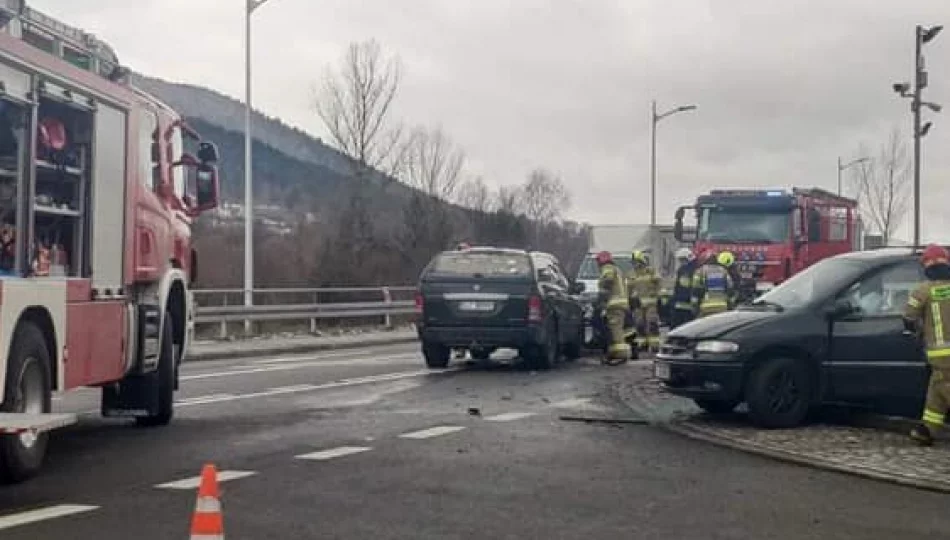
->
[[0, 3, 220, 483], [673, 187, 861, 293]]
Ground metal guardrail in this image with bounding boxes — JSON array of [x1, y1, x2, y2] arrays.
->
[[192, 287, 417, 338]]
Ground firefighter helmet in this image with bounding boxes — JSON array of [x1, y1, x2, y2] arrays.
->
[[632, 250, 648, 265], [38, 117, 67, 151], [717, 251, 735, 267], [921, 244, 950, 268], [595, 251, 613, 266]]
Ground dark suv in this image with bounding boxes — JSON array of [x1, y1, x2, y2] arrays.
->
[[415, 247, 585, 370], [655, 247, 936, 428]]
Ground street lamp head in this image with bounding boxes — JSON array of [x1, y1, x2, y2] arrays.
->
[[924, 101, 943, 113], [921, 121, 934, 137], [893, 82, 911, 95], [923, 25, 943, 43], [678, 105, 698, 112]]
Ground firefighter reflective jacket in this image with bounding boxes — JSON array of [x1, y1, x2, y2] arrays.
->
[[691, 262, 736, 312], [904, 279, 950, 370], [599, 262, 628, 310], [626, 267, 661, 308], [672, 261, 697, 312]]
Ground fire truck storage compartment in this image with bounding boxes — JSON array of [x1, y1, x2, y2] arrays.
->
[[31, 81, 93, 279], [0, 92, 28, 276]]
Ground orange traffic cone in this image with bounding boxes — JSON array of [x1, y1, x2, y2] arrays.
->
[[189, 464, 224, 539]]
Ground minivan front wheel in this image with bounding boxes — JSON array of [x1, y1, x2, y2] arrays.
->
[[745, 357, 812, 428], [423, 342, 451, 369]]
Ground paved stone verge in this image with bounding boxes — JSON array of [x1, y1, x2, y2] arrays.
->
[[187, 328, 418, 362], [611, 363, 950, 494]]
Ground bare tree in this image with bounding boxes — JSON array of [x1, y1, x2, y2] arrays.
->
[[314, 39, 406, 178], [401, 126, 465, 201], [850, 128, 911, 245], [522, 168, 571, 224], [456, 176, 493, 212]]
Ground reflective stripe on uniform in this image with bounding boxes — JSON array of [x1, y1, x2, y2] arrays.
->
[[674, 302, 692, 310], [701, 300, 728, 309], [932, 302, 946, 345], [923, 408, 946, 425], [925, 347, 950, 359], [908, 296, 922, 308], [607, 298, 628, 309]]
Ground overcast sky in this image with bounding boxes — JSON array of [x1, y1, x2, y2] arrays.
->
[[30, 0, 950, 240]]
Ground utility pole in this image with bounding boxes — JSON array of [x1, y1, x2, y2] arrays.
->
[[650, 101, 697, 226], [244, 0, 274, 332], [893, 25, 942, 246]]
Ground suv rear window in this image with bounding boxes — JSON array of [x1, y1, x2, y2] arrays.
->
[[428, 252, 532, 278]]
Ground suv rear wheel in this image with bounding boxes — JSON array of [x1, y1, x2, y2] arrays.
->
[[423, 342, 451, 369], [524, 322, 557, 370]]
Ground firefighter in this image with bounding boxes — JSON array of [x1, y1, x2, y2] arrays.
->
[[692, 250, 738, 318], [671, 247, 699, 328], [904, 244, 950, 446], [596, 250, 631, 365], [627, 250, 662, 351]]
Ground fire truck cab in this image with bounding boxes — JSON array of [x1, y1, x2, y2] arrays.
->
[[673, 187, 861, 294], [0, 2, 221, 483]]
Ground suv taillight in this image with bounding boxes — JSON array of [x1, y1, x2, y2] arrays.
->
[[414, 291, 424, 315], [527, 295, 542, 322]]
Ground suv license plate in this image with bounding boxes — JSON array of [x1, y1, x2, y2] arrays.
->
[[459, 301, 494, 312], [654, 362, 670, 380]]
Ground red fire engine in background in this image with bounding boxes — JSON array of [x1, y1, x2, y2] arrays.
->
[[0, 2, 220, 483], [674, 187, 861, 293]]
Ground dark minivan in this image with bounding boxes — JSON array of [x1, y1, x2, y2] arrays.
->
[[416, 247, 585, 370], [654, 248, 935, 428]]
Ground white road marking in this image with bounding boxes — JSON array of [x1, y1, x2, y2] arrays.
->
[[180, 354, 422, 381], [550, 398, 592, 409], [176, 394, 235, 405], [171, 368, 458, 409], [399, 425, 466, 439], [254, 351, 419, 366], [155, 470, 257, 490], [296, 446, 372, 460], [483, 412, 536, 422], [0, 505, 99, 531]]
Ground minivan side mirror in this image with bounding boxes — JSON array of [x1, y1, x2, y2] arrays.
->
[[826, 297, 857, 318], [537, 268, 554, 283], [569, 281, 586, 295]]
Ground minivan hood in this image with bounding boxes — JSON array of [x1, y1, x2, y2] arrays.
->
[[668, 309, 777, 340]]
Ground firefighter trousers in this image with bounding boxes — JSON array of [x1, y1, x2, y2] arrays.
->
[[604, 306, 631, 362], [635, 305, 660, 350], [922, 369, 950, 430]]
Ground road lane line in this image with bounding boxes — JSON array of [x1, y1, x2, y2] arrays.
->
[[254, 351, 419, 365], [0, 505, 99, 531], [180, 354, 422, 381], [399, 425, 466, 439], [174, 368, 460, 408], [176, 393, 236, 405], [155, 470, 257, 490], [484, 412, 536, 422], [296, 446, 372, 460], [549, 398, 592, 409]]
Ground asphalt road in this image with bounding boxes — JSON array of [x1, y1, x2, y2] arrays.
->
[[1, 344, 949, 539]]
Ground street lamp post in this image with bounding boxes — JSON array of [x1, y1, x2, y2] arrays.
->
[[244, 0, 273, 331], [650, 100, 697, 226], [837, 156, 869, 196], [893, 24, 942, 246]]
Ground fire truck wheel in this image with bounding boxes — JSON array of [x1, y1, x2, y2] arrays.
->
[[136, 311, 175, 427], [0, 322, 52, 484]]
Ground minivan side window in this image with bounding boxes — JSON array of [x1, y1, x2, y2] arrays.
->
[[839, 261, 923, 317]]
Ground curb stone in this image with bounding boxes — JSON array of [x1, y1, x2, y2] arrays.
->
[[185, 333, 418, 362], [611, 369, 950, 494]]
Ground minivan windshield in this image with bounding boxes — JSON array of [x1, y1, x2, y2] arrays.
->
[[427, 251, 532, 278], [750, 256, 867, 310]]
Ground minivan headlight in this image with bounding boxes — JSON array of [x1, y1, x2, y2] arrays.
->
[[695, 340, 739, 354]]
